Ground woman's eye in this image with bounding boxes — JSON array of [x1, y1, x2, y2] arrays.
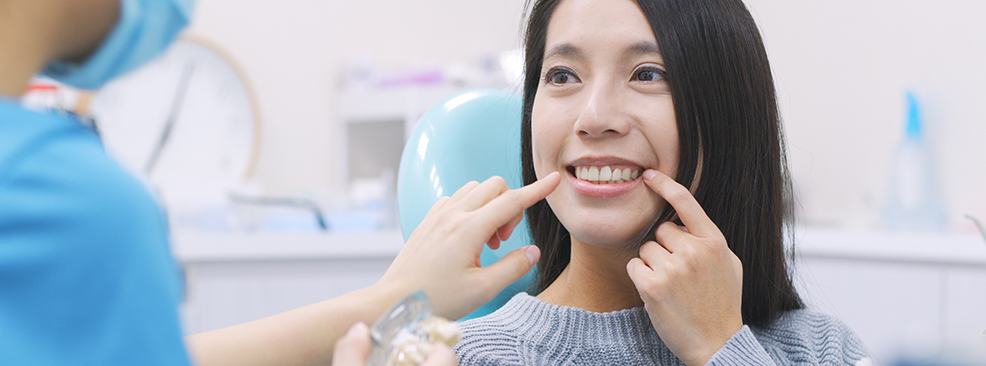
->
[[551, 73, 570, 84], [546, 67, 579, 85], [633, 67, 666, 82]]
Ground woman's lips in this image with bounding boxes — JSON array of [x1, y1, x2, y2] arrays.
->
[[566, 165, 643, 198]]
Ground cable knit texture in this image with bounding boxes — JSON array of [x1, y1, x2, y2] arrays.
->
[[455, 293, 869, 365]]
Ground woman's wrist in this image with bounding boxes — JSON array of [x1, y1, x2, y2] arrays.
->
[[355, 280, 415, 320], [678, 320, 745, 366]]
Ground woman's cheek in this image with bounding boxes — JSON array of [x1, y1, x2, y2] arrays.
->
[[530, 130, 548, 178], [529, 116, 558, 179]]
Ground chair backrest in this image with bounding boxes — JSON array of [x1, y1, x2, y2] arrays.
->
[[397, 89, 532, 320]]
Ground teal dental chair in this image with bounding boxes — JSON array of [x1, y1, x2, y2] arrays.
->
[[396, 89, 530, 321]]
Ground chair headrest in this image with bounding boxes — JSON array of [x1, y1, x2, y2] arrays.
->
[[397, 89, 533, 320]]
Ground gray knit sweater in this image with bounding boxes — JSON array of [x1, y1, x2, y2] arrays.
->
[[455, 293, 870, 366]]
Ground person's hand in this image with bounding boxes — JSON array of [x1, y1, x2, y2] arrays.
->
[[626, 169, 744, 366], [332, 323, 458, 366], [376, 172, 561, 320]]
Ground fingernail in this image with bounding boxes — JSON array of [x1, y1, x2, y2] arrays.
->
[[524, 245, 540, 266], [346, 322, 367, 336], [642, 169, 658, 181]]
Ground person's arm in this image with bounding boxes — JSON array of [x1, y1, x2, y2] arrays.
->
[[185, 172, 561, 366], [184, 284, 406, 366]]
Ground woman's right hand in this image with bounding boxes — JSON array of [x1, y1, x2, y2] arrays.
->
[[627, 170, 744, 366], [375, 172, 561, 320]]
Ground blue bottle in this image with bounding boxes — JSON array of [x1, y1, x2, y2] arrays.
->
[[882, 92, 946, 231]]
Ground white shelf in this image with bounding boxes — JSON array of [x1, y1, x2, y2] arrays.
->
[[170, 227, 986, 266], [171, 230, 405, 263], [795, 227, 986, 267], [336, 85, 469, 123]]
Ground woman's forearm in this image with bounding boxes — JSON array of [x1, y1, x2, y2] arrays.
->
[[184, 282, 408, 366]]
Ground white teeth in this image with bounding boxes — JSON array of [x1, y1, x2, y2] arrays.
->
[[599, 166, 612, 181], [574, 165, 641, 184]]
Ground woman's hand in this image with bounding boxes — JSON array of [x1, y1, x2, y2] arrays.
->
[[626, 169, 744, 366], [376, 172, 561, 320], [332, 323, 458, 366]]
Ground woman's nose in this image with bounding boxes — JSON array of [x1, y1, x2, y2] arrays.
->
[[573, 84, 630, 138]]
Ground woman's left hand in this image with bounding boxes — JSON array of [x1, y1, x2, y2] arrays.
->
[[626, 169, 744, 366]]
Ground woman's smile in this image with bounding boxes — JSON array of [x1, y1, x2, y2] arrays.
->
[[565, 157, 646, 198]]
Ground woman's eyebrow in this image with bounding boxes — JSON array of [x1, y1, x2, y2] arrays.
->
[[545, 42, 661, 61], [624, 42, 662, 59], [544, 43, 584, 60]]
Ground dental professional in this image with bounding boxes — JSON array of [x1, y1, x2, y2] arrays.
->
[[0, 0, 561, 365]]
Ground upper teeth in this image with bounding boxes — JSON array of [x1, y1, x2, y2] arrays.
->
[[576, 166, 640, 184]]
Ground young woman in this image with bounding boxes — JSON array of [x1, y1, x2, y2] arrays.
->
[[454, 0, 871, 365]]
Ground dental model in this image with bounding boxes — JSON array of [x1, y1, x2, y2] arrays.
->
[[384, 315, 462, 366], [368, 291, 462, 366]]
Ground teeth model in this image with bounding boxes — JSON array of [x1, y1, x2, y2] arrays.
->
[[384, 316, 461, 366], [575, 166, 640, 184]]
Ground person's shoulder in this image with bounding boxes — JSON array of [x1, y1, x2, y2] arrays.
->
[[0, 101, 81, 171], [0, 101, 169, 262], [766, 308, 858, 337], [753, 308, 872, 365], [0, 102, 115, 190]]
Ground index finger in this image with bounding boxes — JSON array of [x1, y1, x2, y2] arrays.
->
[[471, 172, 561, 232], [641, 169, 718, 237]]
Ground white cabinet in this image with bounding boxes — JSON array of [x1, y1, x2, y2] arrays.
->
[[795, 258, 943, 361], [793, 228, 986, 364], [334, 86, 471, 193], [172, 227, 986, 364], [945, 268, 986, 349], [173, 231, 403, 334]]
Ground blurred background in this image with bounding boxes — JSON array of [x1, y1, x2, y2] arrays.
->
[[175, 0, 986, 232], [22, 0, 986, 364]]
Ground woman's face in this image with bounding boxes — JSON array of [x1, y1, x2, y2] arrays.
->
[[532, 0, 678, 248]]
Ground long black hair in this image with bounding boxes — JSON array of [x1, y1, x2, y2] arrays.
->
[[520, 0, 803, 328]]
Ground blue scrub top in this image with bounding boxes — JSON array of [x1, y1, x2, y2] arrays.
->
[[0, 99, 191, 365]]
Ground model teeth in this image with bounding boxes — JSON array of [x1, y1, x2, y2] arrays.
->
[[574, 166, 640, 184]]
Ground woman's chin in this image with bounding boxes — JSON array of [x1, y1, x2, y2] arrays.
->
[[566, 226, 650, 250]]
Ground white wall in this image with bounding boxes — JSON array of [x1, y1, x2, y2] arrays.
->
[[746, 0, 986, 230], [184, 0, 986, 230], [184, 0, 527, 196]]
